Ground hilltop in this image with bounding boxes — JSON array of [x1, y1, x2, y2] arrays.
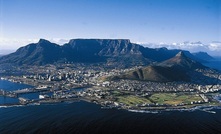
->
[[108, 51, 207, 82]]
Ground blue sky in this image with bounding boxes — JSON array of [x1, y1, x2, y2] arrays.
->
[[0, 0, 220, 55]]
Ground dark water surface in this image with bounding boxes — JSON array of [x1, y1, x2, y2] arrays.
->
[[0, 80, 33, 91], [0, 80, 33, 104], [0, 101, 221, 134], [0, 79, 221, 134]]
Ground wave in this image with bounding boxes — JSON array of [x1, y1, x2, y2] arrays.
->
[[0, 104, 24, 108], [127, 105, 221, 114], [128, 109, 159, 114]]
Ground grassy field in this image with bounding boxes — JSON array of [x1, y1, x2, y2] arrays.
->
[[117, 95, 152, 106], [149, 93, 203, 105], [114, 91, 204, 107]]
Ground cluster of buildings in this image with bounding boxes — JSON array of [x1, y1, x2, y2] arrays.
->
[[1, 63, 221, 96], [105, 80, 196, 92], [0, 63, 221, 109]]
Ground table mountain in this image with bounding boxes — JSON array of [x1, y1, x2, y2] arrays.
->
[[0, 39, 211, 67]]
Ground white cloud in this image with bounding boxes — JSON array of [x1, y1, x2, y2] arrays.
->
[[0, 38, 38, 50], [142, 41, 221, 56], [0, 38, 70, 54], [208, 42, 221, 51], [1, 38, 221, 56], [0, 38, 70, 50], [48, 38, 69, 45]]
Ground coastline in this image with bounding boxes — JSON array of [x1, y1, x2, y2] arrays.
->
[[0, 97, 220, 115], [0, 78, 221, 113], [1, 93, 220, 114]]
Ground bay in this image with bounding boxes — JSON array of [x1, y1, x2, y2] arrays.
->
[[0, 80, 221, 134], [0, 80, 33, 105]]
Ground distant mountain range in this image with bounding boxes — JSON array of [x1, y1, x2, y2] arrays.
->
[[108, 51, 207, 82], [0, 39, 214, 67]]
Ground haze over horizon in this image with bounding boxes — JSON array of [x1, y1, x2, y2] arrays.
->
[[0, 0, 220, 55]]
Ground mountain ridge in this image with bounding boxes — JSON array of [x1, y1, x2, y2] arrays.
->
[[0, 39, 62, 65], [109, 51, 206, 82], [158, 51, 206, 70], [0, 39, 213, 67]]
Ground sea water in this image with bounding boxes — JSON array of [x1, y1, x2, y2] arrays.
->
[[1, 56, 221, 133], [0, 80, 221, 134]]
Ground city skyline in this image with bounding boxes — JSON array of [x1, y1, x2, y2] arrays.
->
[[0, 0, 220, 55]]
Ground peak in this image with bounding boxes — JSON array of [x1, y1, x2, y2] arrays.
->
[[38, 39, 51, 44], [176, 51, 186, 57]]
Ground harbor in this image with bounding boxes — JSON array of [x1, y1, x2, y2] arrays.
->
[[0, 86, 81, 106]]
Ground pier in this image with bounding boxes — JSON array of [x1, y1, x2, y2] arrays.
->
[[13, 88, 41, 94], [0, 89, 18, 98], [0, 87, 48, 98], [0, 88, 80, 106]]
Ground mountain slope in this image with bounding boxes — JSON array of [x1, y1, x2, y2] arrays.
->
[[158, 51, 206, 70], [117, 66, 190, 82], [0, 39, 153, 66], [141, 47, 207, 63], [62, 39, 149, 63], [0, 39, 62, 65], [192, 52, 214, 61], [0, 39, 211, 67], [110, 51, 206, 82]]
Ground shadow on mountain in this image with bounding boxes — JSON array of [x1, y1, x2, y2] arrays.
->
[[108, 51, 218, 83]]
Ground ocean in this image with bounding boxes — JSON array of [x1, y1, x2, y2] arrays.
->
[[1, 58, 221, 134], [0, 80, 221, 134]]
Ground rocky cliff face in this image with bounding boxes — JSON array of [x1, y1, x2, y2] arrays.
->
[[0, 39, 210, 67], [0, 39, 151, 66]]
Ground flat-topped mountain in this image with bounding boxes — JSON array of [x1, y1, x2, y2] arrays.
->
[[62, 39, 148, 64], [64, 39, 139, 55], [0, 39, 150, 66], [109, 51, 206, 82], [0, 39, 212, 67]]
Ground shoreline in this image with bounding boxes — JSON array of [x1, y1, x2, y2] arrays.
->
[[0, 78, 221, 113], [1, 96, 221, 114]]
